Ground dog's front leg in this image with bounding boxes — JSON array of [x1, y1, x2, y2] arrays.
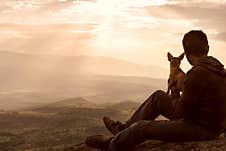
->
[[166, 79, 176, 95]]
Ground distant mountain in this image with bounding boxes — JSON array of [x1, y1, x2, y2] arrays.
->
[[0, 73, 167, 110], [0, 51, 168, 80], [83, 75, 166, 104], [32, 97, 96, 113], [0, 91, 63, 111], [0, 51, 168, 110], [40, 97, 95, 108], [0, 51, 168, 92]]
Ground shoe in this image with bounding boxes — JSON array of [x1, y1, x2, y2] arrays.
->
[[85, 135, 110, 150], [103, 116, 125, 135]]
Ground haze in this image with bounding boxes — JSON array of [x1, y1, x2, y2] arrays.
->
[[0, 0, 225, 71], [0, 0, 225, 110]]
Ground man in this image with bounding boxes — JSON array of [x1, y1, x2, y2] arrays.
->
[[85, 30, 226, 151]]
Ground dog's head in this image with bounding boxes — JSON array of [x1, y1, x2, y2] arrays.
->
[[167, 52, 184, 69]]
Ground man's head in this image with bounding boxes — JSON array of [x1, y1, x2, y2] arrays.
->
[[182, 30, 209, 65]]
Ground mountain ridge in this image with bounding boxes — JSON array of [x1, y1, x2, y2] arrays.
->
[[0, 50, 168, 78]]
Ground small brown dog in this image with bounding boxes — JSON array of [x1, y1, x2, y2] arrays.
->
[[166, 52, 185, 95]]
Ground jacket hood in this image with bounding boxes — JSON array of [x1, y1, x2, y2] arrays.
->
[[197, 56, 226, 77]]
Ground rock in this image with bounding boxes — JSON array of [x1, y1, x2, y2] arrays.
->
[[63, 138, 226, 151], [63, 143, 100, 151]]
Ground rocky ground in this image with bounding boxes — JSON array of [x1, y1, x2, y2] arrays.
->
[[63, 137, 226, 151]]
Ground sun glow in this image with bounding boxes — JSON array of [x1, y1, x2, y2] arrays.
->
[[0, 0, 225, 67], [89, 0, 167, 50]]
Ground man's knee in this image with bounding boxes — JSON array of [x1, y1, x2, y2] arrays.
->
[[146, 90, 165, 104], [153, 90, 166, 98], [151, 90, 173, 114], [151, 90, 166, 105]]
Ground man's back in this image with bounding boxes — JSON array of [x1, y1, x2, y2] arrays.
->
[[181, 56, 226, 132]]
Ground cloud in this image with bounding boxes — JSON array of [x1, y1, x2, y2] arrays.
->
[[143, 0, 226, 43], [0, 0, 224, 67], [212, 32, 226, 42], [0, 0, 97, 24], [38, 0, 76, 12], [146, 3, 226, 20], [0, 23, 96, 54], [0, 23, 97, 31]]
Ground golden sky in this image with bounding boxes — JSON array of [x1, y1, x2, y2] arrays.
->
[[0, 0, 225, 70]]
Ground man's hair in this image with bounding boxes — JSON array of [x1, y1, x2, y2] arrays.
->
[[182, 30, 209, 56]]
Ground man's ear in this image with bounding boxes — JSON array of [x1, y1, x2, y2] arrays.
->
[[167, 52, 173, 61], [179, 53, 185, 61]]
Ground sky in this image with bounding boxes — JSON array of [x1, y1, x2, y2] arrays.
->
[[0, 0, 225, 70]]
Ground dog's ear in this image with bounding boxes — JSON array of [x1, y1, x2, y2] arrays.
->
[[178, 53, 185, 61], [167, 52, 173, 61]]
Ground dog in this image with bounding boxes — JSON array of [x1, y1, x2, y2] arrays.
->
[[166, 52, 185, 96]]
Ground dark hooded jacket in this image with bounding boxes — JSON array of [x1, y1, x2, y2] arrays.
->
[[181, 56, 226, 132]]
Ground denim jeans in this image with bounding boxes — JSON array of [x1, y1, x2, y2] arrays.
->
[[108, 90, 220, 151]]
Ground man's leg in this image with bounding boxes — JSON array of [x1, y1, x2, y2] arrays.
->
[[125, 90, 183, 127], [103, 90, 183, 135], [108, 120, 219, 151]]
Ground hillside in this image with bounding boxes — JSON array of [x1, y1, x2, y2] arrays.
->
[[0, 91, 63, 111], [32, 97, 97, 113], [0, 101, 139, 151], [39, 97, 95, 108]]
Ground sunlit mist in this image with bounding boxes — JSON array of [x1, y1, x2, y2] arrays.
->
[[0, 0, 225, 70]]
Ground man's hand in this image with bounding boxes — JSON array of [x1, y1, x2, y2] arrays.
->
[[170, 86, 181, 99]]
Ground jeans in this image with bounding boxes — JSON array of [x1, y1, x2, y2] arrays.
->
[[108, 90, 220, 151]]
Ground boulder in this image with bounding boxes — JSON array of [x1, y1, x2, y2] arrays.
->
[[63, 138, 226, 151]]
